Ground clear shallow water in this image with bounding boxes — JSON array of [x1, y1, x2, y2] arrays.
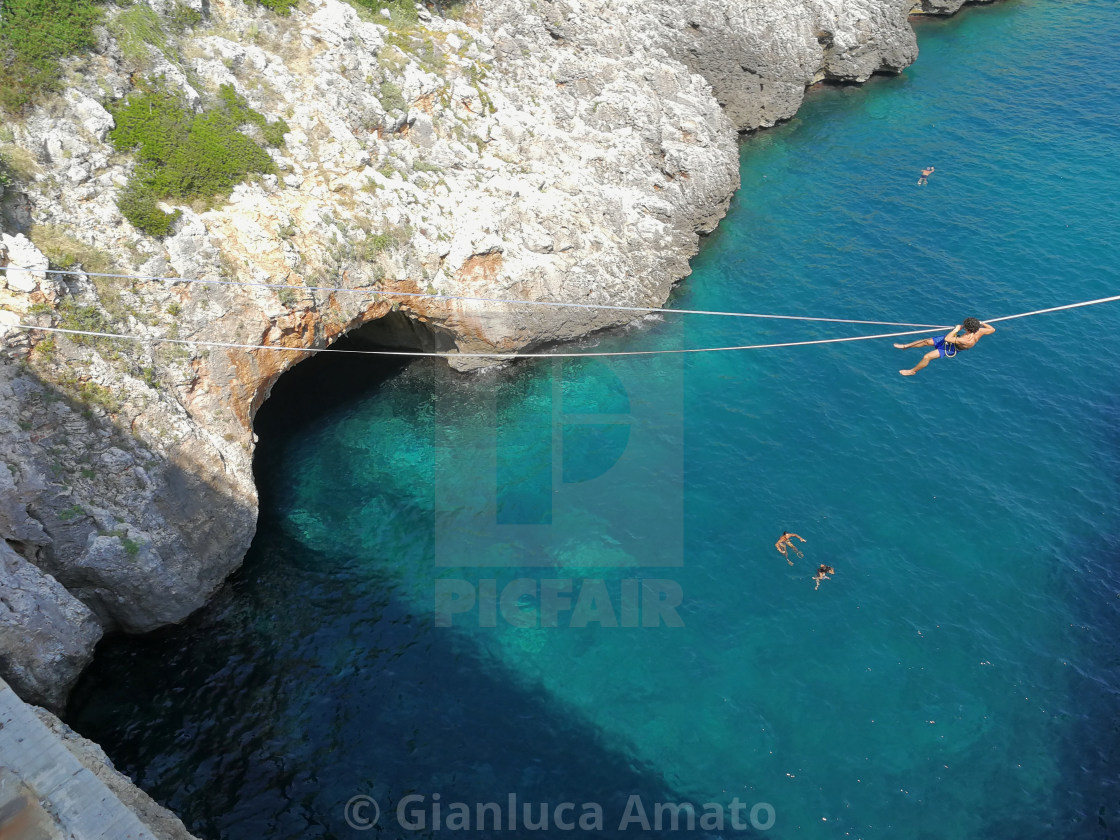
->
[[70, 2, 1120, 838]]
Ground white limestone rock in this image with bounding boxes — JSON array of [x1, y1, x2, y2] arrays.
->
[[1, 234, 48, 293], [73, 97, 116, 142]]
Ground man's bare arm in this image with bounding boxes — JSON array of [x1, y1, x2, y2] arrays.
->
[[789, 533, 806, 542]]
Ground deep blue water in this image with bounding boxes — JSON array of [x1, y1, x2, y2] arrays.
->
[[70, 2, 1120, 839]]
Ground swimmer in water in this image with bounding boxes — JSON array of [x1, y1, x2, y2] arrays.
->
[[775, 531, 806, 566]]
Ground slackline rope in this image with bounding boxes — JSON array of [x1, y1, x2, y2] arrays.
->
[[984, 294, 1120, 323], [4, 324, 945, 357], [4, 293, 1118, 358], [0, 264, 948, 329]]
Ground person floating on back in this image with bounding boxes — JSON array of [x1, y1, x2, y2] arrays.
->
[[918, 166, 935, 185], [775, 531, 806, 566], [895, 317, 995, 376], [813, 564, 836, 591]]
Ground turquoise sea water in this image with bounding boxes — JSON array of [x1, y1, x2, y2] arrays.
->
[[70, 2, 1120, 838]]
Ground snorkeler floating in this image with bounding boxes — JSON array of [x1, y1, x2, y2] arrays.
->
[[895, 317, 996, 376], [918, 166, 935, 185], [775, 531, 806, 566], [813, 564, 836, 591]]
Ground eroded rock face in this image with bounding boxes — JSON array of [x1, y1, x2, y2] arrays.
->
[[0, 0, 990, 705], [0, 284, 258, 637], [0, 540, 101, 712], [505, 0, 918, 132], [911, 0, 997, 14]]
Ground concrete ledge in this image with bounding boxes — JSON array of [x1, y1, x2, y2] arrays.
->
[[0, 677, 157, 840]]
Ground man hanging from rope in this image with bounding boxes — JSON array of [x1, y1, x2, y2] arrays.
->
[[895, 317, 995, 376]]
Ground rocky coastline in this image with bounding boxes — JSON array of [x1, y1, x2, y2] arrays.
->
[[0, 0, 993, 833]]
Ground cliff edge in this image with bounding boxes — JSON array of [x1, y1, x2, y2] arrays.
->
[[0, 0, 989, 708]]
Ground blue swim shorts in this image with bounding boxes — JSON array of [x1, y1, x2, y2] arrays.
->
[[932, 335, 957, 358]]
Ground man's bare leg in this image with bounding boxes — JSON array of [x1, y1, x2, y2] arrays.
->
[[900, 348, 940, 377], [893, 337, 935, 350]]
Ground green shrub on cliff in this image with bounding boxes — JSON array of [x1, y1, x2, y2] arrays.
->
[[252, 0, 300, 14], [58, 299, 112, 346], [378, 80, 407, 113], [0, 0, 103, 111], [365, 0, 419, 23], [108, 80, 288, 236], [215, 84, 290, 147], [117, 182, 180, 237], [108, 4, 168, 71]]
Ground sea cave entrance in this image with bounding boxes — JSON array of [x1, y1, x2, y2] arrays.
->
[[252, 309, 455, 461]]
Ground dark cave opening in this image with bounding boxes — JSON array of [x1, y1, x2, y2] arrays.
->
[[251, 309, 454, 450]]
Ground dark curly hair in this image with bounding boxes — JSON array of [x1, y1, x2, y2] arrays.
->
[[963, 317, 981, 333]]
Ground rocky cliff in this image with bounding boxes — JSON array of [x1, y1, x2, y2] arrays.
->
[[0, 0, 990, 711]]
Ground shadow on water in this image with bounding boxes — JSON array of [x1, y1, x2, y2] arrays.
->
[[70, 560, 736, 840], [1043, 392, 1120, 840], [69, 325, 760, 840]]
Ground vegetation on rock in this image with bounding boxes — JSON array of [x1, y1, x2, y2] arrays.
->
[[107, 4, 167, 70], [29, 225, 113, 274], [0, 155, 15, 190], [0, 0, 103, 112], [108, 80, 288, 235], [252, 0, 300, 14]]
